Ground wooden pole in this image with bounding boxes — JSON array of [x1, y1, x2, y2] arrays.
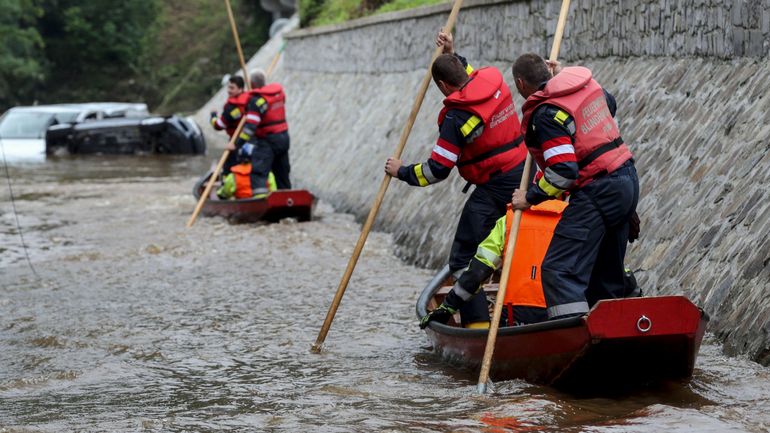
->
[[224, 0, 251, 90], [476, 0, 572, 394], [265, 43, 285, 78], [311, 0, 466, 353], [187, 3, 287, 227], [186, 118, 245, 228]]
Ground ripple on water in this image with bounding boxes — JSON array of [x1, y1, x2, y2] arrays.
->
[[0, 157, 768, 432]]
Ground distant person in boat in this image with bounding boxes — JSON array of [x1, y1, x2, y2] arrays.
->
[[210, 75, 249, 175], [217, 145, 277, 200], [385, 31, 529, 329], [420, 200, 568, 329], [229, 69, 291, 196], [509, 54, 640, 320]]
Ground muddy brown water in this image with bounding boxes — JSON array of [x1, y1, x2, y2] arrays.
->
[[1, 153, 769, 432]]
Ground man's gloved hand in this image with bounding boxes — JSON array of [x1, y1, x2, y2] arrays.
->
[[238, 143, 254, 161], [419, 303, 457, 329], [210, 111, 217, 119], [629, 211, 641, 243]]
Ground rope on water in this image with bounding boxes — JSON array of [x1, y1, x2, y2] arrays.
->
[[0, 140, 41, 280]]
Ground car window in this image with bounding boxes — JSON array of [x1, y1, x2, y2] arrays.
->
[[0, 111, 56, 138], [55, 112, 79, 123]]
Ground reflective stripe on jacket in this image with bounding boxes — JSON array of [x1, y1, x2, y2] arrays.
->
[[521, 67, 632, 187]]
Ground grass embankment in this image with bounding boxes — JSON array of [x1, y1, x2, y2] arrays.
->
[[300, 0, 446, 27]]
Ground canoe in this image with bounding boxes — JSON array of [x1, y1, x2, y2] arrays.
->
[[416, 266, 708, 391], [192, 171, 315, 223]]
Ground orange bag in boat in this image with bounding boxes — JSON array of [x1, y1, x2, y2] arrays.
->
[[502, 200, 567, 308]]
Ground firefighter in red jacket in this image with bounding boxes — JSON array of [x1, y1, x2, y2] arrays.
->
[[385, 32, 529, 329], [510, 53, 640, 320], [229, 70, 291, 195], [210, 76, 249, 174]]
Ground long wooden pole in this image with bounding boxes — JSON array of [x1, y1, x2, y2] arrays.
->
[[187, 3, 288, 228], [188, 0, 249, 228], [476, 0, 572, 394], [186, 119, 244, 227], [311, 0, 466, 353], [187, 0, 249, 228], [265, 42, 285, 77], [224, 0, 251, 91]]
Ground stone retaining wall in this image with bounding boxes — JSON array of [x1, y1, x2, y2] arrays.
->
[[197, 1, 770, 364]]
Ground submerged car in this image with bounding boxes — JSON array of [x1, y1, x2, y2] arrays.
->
[[46, 115, 206, 155], [0, 103, 149, 161]]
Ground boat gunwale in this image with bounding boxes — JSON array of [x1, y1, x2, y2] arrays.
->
[[193, 170, 315, 205]]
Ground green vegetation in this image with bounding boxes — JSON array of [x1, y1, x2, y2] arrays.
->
[[0, 0, 45, 109], [1, 0, 270, 114], [300, 0, 445, 27]]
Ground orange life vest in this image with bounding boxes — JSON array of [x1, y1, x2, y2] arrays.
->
[[230, 163, 254, 199], [502, 200, 568, 308], [249, 83, 288, 138], [438, 67, 526, 185], [520, 67, 632, 187]]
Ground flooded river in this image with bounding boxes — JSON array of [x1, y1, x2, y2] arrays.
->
[[1, 153, 769, 432]]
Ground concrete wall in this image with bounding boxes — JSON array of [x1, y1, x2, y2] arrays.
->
[[197, 1, 770, 364]]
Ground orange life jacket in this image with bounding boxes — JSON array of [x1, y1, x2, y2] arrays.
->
[[502, 200, 568, 308], [249, 83, 288, 138], [438, 67, 526, 185], [520, 67, 632, 187], [230, 163, 254, 199]]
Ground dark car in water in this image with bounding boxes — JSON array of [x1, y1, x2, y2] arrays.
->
[[46, 114, 206, 155], [0, 103, 150, 161]]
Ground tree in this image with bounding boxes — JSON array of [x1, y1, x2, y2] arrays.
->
[[0, 0, 45, 109], [36, 0, 159, 102]]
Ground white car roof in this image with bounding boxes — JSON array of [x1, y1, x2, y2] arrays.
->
[[8, 102, 149, 115]]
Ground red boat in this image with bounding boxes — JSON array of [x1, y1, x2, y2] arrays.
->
[[193, 172, 315, 223], [417, 266, 708, 391]]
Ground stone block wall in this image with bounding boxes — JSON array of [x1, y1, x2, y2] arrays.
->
[[197, 1, 770, 364]]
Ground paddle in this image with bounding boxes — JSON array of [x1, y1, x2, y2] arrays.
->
[[186, 2, 284, 228], [310, 0, 466, 353], [476, 0, 572, 394]]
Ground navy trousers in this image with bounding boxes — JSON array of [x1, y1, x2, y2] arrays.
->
[[541, 161, 639, 319], [449, 161, 528, 325], [250, 131, 292, 190]]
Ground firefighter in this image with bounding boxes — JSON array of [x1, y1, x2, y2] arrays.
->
[[216, 144, 277, 200], [509, 53, 639, 320], [385, 32, 529, 329], [210, 75, 249, 175], [230, 69, 291, 195], [420, 200, 569, 329]]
